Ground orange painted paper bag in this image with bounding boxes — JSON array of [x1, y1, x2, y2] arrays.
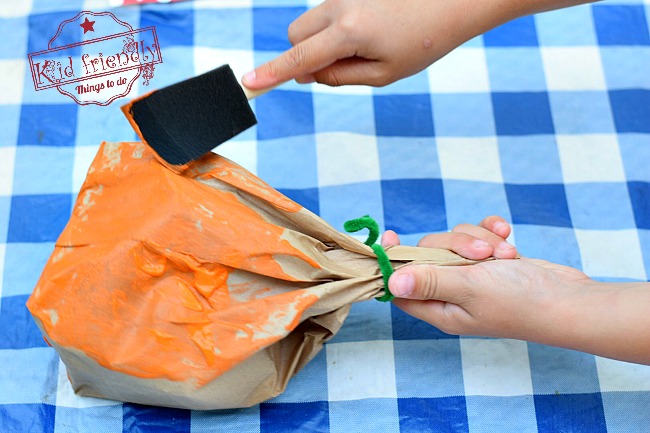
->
[[27, 141, 476, 409]]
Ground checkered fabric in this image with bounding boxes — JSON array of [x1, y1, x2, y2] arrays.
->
[[1, 0, 649, 432]]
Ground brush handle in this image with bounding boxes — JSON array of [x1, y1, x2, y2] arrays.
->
[[241, 81, 283, 100]]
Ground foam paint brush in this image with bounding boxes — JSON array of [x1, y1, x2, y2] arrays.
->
[[121, 65, 274, 166]]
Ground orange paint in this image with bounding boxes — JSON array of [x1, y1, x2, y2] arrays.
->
[[27, 141, 322, 386]]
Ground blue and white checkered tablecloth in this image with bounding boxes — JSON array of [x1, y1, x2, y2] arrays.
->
[[1, 0, 650, 431]]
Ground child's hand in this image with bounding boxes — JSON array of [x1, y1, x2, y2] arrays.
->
[[242, 0, 593, 90], [242, 0, 499, 89], [386, 217, 602, 354]]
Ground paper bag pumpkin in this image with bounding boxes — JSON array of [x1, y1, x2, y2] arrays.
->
[[27, 141, 477, 409]]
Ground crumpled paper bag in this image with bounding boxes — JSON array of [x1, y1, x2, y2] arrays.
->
[[27, 141, 477, 410]]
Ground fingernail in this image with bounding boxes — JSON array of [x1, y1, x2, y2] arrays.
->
[[390, 273, 414, 297], [472, 239, 490, 249], [242, 70, 256, 85], [494, 221, 508, 234], [296, 74, 315, 84], [498, 241, 515, 252]]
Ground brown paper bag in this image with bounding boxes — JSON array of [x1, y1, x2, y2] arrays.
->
[[27, 141, 478, 410]]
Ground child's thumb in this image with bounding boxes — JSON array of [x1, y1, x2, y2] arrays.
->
[[388, 265, 467, 303]]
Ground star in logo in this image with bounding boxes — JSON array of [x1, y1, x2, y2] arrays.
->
[[80, 17, 95, 34]]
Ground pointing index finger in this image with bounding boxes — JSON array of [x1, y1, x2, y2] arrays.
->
[[242, 28, 351, 90]]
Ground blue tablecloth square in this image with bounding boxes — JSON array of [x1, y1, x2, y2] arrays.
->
[[122, 403, 191, 433], [140, 8, 194, 48], [377, 137, 441, 180], [534, 393, 607, 433], [442, 180, 511, 229], [492, 92, 555, 135], [640, 230, 650, 280], [0, 197, 9, 244], [593, 5, 650, 46], [483, 15, 538, 47], [0, 105, 21, 148], [144, 46, 195, 88], [394, 340, 464, 398], [465, 396, 537, 433], [194, 8, 253, 50], [54, 406, 123, 433], [319, 182, 384, 232], [313, 93, 376, 135], [253, 7, 307, 52], [535, 5, 597, 46], [431, 93, 495, 137], [260, 401, 329, 433], [256, 136, 317, 189], [19, 72, 68, 106], [17, 104, 78, 147], [0, 17, 28, 59], [609, 89, 650, 133], [511, 225, 582, 267], [277, 187, 319, 215], [506, 184, 572, 227], [0, 295, 50, 350], [0, 347, 58, 405], [381, 179, 446, 233], [391, 303, 457, 341], [75, 103, 138, 146], [601, 392, 650, 433], [485, 48, 546, 92], [600, 47, 650, 89], [31, 0, 83, 15], [549, 91, 615, 134], [7, 194, 72, 243], [13, 146, 74, 195], [256, 90, 315, 139], [498, 136, 564, 184], [398, 396, 469, 433], [3, 243, 56, 297], [628, 181, 650, 229], [374, 94, 434, 137], [329, 399, 400, 433], [0, 403, 56, 433], [565, 182, 636, 230], [619, 134, 650, 182], [528, 343, 601, 395], [27, 11, 82, 55]]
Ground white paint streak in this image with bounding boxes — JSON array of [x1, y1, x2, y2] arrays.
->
[[131, 144, 145, 159], [46, 309, 59, 325], [246, 292, 312, 341], [77, 185, 104, 219], [102, 142, 122, 169], [196, 204, 214, 218]]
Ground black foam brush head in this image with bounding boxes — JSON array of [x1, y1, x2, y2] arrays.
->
[[123, 65, 257, 166]]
